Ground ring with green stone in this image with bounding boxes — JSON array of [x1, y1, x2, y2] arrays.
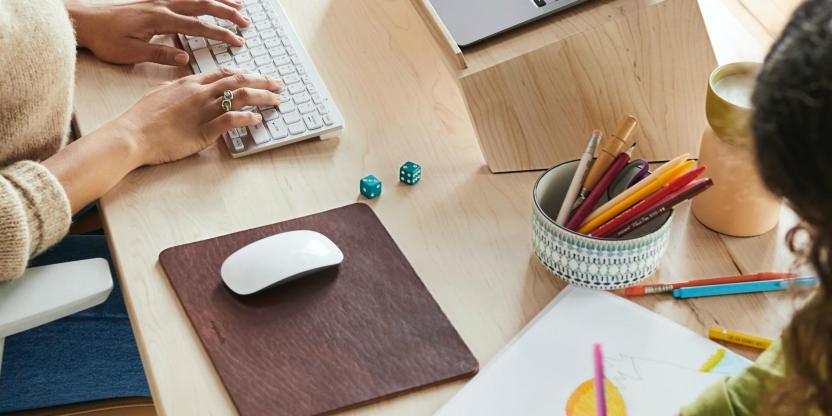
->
[[221, 99, 232, 112], [223, 89, 234, 100]]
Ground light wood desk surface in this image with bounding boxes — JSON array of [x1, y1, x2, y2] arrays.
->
[[73, 0, 803, 414]]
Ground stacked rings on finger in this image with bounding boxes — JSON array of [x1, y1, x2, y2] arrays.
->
[[221, 89, 234, 112]]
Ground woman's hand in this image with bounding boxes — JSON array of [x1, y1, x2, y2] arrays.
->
[[44, 68, 283, 213], [66, 0, 250, 66], [118, 68, 284, 165]]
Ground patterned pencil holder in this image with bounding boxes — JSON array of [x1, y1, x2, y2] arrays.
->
[[532, 160, 673, 290]]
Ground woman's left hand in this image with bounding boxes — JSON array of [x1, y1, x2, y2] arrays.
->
[[66, 0, 251, 66]]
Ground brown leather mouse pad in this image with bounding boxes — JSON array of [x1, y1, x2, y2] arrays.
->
[[159, 203, 478, 416]]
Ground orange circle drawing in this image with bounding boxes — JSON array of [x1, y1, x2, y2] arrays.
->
[[565, 378, 627, 416]]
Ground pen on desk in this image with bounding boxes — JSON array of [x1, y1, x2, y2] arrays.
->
[[708, 326, 774, 350], [623, 272, 799, 297], [583, 153, 690, 229], [590, 165, 706, 238], [578, 159, 696, 235], [580, 116, 638, 196], [593, 343, 607, 416], [608, 178, 713, 238], [566, 149, 632, 231], [672, 276, 819, 299], [556, 130, 602, 225]]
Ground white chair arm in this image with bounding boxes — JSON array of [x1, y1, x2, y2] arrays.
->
[[0, 258, 113, 339]]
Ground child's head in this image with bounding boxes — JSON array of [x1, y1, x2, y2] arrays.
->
[[752, 0, 832, 413]]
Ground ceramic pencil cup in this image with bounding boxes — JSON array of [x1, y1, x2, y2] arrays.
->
[[532, 160, 673, 290]]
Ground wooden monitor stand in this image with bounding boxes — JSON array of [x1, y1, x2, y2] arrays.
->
[[415, 0, 717, 173]]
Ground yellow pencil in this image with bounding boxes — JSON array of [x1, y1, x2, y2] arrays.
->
[[580, 154, 690, 230], [708, 326, 773, 350], [578, 160, 695, 234]]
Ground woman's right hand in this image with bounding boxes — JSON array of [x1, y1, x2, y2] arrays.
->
[[116, 67, 283, 166]]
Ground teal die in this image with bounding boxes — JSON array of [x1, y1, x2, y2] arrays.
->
[[399, 161, 421, 185], [360, 175, 382, 199]]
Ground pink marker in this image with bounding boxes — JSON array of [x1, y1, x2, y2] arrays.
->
[[594, 343, 607, 416]]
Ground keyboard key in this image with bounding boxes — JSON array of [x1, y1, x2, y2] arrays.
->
[[307, 85, 318, 94], [285, 46, 295, 55], [298, 102, 316, 114], [312, 94, 323, 104], [260, 29, 277, 39], [322, 114, 335, 125], [255, 20, 272, 30], [303, 113, 323, 130], [297, 65, 307, 75], [283, 74, 300, 84], [278, 92, 291, 102], [291, 55, 302, 65], [246, 37, 263, 47], [193, 48, 218, 73], [254, 55, 271, 66], [274, 55, 291, 66], [301, 75, 312, 84], [187, 37, 208, 50], [278, 101, 296, 113], [241, 29, 259, 39], [235, 53, 252, 64], [215, 52, 233, 64], [288, 121, 307, 135], [198, 15, 215, 25], [316, 104, 329, 114], [231, 137, 245, 152], [250, 12, 267, 22], [262, 108, 279, 121], [280, 36, 291, 46], [265, 39, 283, 50], [250, 46, 267, 56], [230, 46, 247, 55], [293, 92, 311, 104], [287, 83, 305, 94], [259, 64, 276, 74], [278, 64, 295, 75], [229, 127, 242, 138], [277, 27, 287, 37], [239, 61, 256, 71], [248, 4, 263, 12], [249, 122, 271, 144], [218, 19, 235, 28], [208, 38, 224, 46], [267, 120, 289, 139], [211, 44, 229, 55], [283, 111, 301, 124]]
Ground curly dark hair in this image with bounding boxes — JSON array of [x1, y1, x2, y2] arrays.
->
[[752, 0, 832, 414]]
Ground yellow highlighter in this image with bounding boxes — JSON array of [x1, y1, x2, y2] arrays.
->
[[578, 159, 695, 234], [709, 326, 774, 350], [580, 154, 690, 231]]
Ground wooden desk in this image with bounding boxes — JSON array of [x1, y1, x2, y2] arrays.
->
[[73, 0, 803, 414]]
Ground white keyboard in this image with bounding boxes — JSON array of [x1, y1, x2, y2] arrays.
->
[[178, 0, 344, 158]]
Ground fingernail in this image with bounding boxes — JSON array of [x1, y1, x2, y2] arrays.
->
[[236, 36, 245, 44], [254, 114, 263, 122], [174, 53, 189, 65], [272, 93, 281, 104]]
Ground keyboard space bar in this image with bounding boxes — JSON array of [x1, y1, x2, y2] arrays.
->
[[193, 48, 218, 73]]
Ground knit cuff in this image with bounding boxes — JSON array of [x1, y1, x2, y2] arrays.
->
[[2, 160, 71, 255]]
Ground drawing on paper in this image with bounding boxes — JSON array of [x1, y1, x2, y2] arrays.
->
[[699, 348, 749, 375], [565, 378, 627, 416]]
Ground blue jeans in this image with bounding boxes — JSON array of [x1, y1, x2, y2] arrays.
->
[[0, 235, 151, 413]]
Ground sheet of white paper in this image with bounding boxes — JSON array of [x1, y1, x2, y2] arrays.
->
[[435, 286, 751, 416]]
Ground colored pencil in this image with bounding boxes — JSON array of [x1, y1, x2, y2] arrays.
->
[[591, 166, 706, 237], [557, 131, 602, 225], [709, 326, 774, 350], [672, 276, 819, 299], [609, 178, 713, 238], [594, 343, 607, 416], [581, 153, 690, 229], [566, 151, 632, 231], [623, 272, 799, 296], [578, 160, 696, 235]]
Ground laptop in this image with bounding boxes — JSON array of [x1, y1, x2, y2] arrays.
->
[[429, 0, 592, 47]]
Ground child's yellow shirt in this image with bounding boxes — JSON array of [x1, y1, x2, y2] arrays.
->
[[681, 339, 822, 415]]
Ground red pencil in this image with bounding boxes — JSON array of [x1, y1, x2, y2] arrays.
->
[[624, 272, 800, 296], [565, 151, 632, 231], [591, 166, 706, 238]]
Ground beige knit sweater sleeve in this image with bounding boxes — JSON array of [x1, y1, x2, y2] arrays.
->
[[0, 162, 72, 281], [0, 0, 77, 281]]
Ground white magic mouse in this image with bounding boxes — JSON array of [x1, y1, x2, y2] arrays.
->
[[221, 230, 344, 295]]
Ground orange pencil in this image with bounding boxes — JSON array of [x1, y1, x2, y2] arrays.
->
[[623, 272, 799, 296]]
